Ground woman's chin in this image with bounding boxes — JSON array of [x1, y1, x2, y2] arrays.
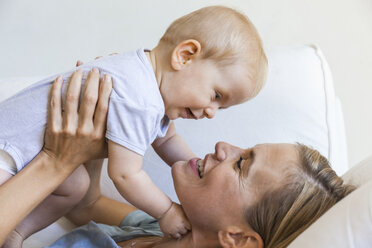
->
[[171, 160, 194, 200]]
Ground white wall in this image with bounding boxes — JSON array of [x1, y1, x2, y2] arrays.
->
[[0, 0, 371, 166]]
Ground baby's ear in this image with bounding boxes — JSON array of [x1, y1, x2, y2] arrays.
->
[[171, 39, 201, 70], [218, 226, 264, 248]]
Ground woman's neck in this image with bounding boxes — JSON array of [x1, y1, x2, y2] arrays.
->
[[119, 231, 219, 248]]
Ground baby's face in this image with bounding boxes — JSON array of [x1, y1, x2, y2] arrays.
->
[[162, 59, 256, 120]]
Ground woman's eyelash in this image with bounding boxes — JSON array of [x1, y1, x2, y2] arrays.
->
[[237, 157, 243, 170]]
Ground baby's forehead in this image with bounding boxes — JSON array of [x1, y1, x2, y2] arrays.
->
[[221, 55, 267, 99], [220, 79, 256, 107]]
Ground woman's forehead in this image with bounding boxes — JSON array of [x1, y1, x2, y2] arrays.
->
[[245, 143, 297, 154], [243, 143, 299, 175], [240, 144, 299, 200]]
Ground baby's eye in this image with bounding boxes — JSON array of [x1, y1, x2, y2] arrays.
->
[[215, 91, 221, 100], [236, 157, 243, 170]]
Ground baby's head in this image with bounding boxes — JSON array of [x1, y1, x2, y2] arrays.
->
[[154, 6, 267, 120]]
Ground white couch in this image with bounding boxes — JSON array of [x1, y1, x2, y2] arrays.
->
[[0, 45, 370, 247]]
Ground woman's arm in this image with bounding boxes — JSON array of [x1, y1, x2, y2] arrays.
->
[[0, 69, 112, 244]]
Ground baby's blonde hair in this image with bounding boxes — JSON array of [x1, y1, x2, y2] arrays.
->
[[158, 6, 268, 98]]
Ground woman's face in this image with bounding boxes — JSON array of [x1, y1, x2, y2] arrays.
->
[[171, 142, 299, 232]]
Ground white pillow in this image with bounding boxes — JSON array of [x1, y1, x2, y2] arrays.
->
[[288, 156, 372, 248]]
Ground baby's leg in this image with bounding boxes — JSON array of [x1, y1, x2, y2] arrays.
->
[[66, 159, 104, 225], [66, 159, 136, 226], [2, 164, 90, 248], [0, 168, 13, 185]]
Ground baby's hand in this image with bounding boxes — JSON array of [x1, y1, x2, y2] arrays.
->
[[158, 202, 191, 239]]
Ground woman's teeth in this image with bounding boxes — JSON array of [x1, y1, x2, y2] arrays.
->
[[197, 159, 204, 178]]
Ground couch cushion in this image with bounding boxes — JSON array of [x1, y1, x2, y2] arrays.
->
[[288, 156, 372, 248], [342, 155, 372, 186]]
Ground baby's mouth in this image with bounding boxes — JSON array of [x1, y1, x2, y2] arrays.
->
[[186, 108, 197, 119], [196, 159, 205, 178]]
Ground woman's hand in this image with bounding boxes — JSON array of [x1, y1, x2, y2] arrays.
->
[[0, 69, 112, 245], [42, 68, 112, 168]]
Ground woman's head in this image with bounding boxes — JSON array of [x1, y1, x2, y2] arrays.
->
[[171, 142, 355, 248], [245, 144, 356, 248]]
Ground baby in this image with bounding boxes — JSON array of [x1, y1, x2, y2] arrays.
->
[[0, 5, 267, 246]]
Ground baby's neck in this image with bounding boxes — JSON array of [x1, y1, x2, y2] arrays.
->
[[145, 49, 163, 89]]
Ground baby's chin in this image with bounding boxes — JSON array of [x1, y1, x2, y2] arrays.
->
[[167, 113, 178, 120], [164, 109, 182, 120]]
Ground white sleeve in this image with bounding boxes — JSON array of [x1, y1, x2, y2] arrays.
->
[[106, 93, 158, 156]]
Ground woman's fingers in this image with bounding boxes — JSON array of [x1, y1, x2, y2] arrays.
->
[[76, 60, 83, 67], [48, 76, 63, 131], [94, 74, 112, 135], [43, 68, 110, 165], [63, 70, 83, 134], [76, 53, 117, 67], [79, 68, 100, 128]]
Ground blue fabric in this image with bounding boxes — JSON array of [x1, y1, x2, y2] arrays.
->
[[45, 210, 162, 248], [44, 222, 119, 248]]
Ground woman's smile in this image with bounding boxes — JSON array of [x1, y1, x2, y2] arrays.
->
[[188, 158, 200, 178]]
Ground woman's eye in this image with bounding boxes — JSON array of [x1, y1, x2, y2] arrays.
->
[[236, 157, 243, 170]]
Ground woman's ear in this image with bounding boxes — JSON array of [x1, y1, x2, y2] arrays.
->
[[170, 39, 201, 70], [218, 226, 264, 248]]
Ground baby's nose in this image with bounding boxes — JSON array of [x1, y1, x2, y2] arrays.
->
[[204, 107, 216, 119]]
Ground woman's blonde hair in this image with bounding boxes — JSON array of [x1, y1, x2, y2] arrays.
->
[[158, 5, 267, 98], [245, 144, 356, 248]]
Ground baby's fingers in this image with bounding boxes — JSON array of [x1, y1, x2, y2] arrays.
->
[[170, 232, 181, 240], [184, 220, 191, 231], [179, 225, 189, 235], [170, 225, 189, 239]]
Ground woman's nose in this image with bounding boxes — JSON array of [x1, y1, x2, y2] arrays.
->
[[214, 141, 230, 161], [215, 141, 243, 161]]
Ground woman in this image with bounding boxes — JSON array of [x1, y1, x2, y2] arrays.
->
[[48, 140, 354, 248], [1, 70, 354, 248]]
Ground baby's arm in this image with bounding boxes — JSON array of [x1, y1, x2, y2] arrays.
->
[[151, 122, 196, 236], [152, 122, 196, 166], [107, 140, 189, 238]]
